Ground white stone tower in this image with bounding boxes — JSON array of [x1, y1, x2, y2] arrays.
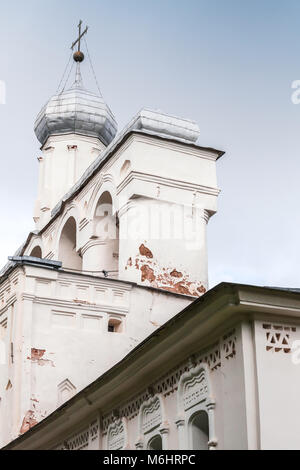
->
[[33, 24, 117, 230], [0, 22, 224, 448]]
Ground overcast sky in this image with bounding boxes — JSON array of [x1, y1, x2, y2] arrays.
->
[[1, 0, 300, 288]]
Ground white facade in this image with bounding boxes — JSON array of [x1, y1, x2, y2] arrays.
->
[[30, 115, 221, 295], [0, 262, 191, 446], [2, 44, 299, 452], [34, 134, 104, 228], [0, 72, 223, 447], [5, 284, 300, 451]]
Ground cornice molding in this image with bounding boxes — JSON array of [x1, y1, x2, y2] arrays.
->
[[117, 170, 220, 197], [21, 294, 129, 314]]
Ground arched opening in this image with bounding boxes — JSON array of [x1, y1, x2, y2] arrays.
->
[[108, 318, 123, 333], [147, 435, 163, 450], [30, 246, 42, 258], [93, 191, 119, 273], [58, 217, 82, 271], [190, 411, 209, 450]]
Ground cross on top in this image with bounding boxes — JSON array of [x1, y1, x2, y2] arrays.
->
[[71, 20, 88, 62]]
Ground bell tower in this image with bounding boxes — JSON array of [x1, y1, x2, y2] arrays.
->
[[33, 22, 118, 229]]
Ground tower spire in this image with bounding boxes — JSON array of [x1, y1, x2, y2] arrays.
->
[[71, 20, 88, 63]]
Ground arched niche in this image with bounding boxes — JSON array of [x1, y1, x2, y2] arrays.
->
[[189, 410, 209, 450], [58, 216, 82, 271], [176, 362, 217, 450], [83, 191, 119, 273], [147, 434, 163, 450], [87, 175, 118, 220], [29, 245, 42, 258]]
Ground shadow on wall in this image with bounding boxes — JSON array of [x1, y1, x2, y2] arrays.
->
[[58, 216, 82, 271], [29, 246, 42, 258]]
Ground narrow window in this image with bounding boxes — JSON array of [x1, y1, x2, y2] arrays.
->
[[108, 318, 122, 333]]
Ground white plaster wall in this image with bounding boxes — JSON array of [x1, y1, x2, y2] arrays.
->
[[9, 126, 222, 449], [0, 265, 191, 447], [31, 133, 220, 298], [47, 327, 254, 451], [118, 198, 208, 295], [254, 319, 300, 450], [35, 134, 103, 229]]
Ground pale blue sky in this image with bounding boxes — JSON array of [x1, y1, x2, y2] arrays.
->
[[1, 0, 300, 288]]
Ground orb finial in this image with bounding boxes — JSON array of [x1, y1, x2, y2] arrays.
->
[[71, 20, 88, 63]]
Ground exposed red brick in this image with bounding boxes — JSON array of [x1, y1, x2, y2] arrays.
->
[[174, 282, 190, 295], [141, 265, 156, 283], [197, 285, 206, 294], [30, 348, 45, 360], [28, 348, 55, 367], [20, 410, 38, 435], [170, 269, 183, 278], [139, 244, 153, 258]]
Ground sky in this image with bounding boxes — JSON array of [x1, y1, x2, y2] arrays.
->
[[1, 0, 300, 288]]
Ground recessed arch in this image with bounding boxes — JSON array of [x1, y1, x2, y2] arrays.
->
[[29, 245, 42, 258], [58, 216, 82, 271], [147, 434, 162, 450], [92, 191, 119, 272], [176, 362, 217, 450], [87, 176, 118, 220], [189, 410, 209, 450]]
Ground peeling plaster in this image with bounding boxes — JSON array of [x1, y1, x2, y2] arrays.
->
[[19, 410, 38, 435], [127, 243, 206, 297], [139, 244, 153, 258], [27, 348, 55, 367], [73, 299, 96, 306], [141, 265, 156, 283], [170, 269, 183, 278]]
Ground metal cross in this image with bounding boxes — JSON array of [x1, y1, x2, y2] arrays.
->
[[71, 20, 88, 51]]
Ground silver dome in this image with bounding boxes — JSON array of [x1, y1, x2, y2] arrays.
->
[[34, 70, 117, 147]]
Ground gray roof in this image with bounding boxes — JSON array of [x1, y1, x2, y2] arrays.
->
[[34, 67, 117, 147]]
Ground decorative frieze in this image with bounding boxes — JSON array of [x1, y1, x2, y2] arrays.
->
[[107, 418, 128, 450], [263, 323, 296, 353], [55, 418, 100, 451]]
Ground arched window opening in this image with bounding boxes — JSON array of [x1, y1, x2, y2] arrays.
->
[[30, 246, 42, 258], [190, 411, 209, 450], [147, 435, 163, 450], [94, 191, 119, 273], [58, 217, 82, 271], [108, 318, 123, 333]]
